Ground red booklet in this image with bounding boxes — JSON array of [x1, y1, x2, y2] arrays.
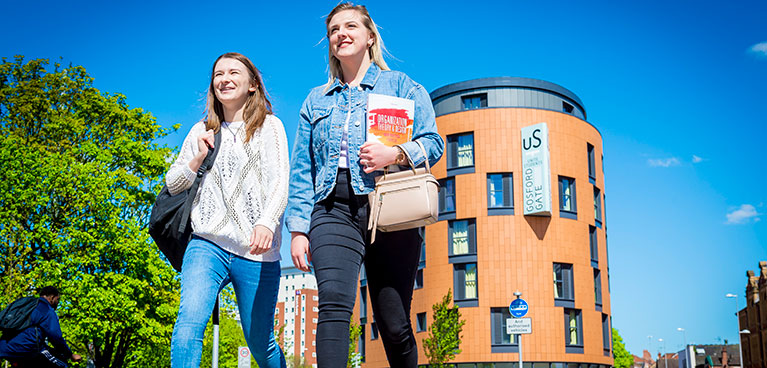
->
[[366, 93, 414, 147]]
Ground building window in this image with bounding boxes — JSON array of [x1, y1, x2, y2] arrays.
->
[[602, 153, 605, 173], [491, 307, 519, 353], [438, 177, 456, 218], [559, 176, 577, 219], [454, 263, 478, 306], [359, 325, 365, 362], [564, 309, 583, 353], [419, 232, 426, 269], [487, 173, 514, 215], [359, 286, 367, 323], [448, 219, 476, 261], [371, 321, 379, 340], [594, 187, 602, 227], [446, 133, 474, 175], [594, 268, 602, 308], [416, 312, 427, 332], [360, 263, 366, 286], [462, 93, 487, 110], [602, 313, 611, 355], [414, 269, 424, 289], [553, 263, 574, 306], [563, 101, 574, 114], [589, 225, 598, 267], [587, 143, 596, 183]]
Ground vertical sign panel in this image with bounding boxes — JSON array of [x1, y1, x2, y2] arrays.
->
[[238, 346, 251, 368], [521, 123, 552, 216]]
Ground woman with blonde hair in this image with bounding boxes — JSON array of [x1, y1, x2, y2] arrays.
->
[[286, 4, 444, 367], [166, 52, 288, 368]]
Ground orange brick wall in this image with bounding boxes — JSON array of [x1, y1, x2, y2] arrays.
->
[[361, 107, 613, 367]]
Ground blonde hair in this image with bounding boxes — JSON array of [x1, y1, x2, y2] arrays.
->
[[325, 3, 389, 88], [205, 52, 272, 143]]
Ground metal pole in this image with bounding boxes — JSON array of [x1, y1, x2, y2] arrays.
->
[[514, 291, 523, 368], [738, 331, 745, 368], [212, 295, 220, 368], [519, 333, 523, 368], [727, 294, 745, 368]]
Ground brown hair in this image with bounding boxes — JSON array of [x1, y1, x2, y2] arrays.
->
[[205, 52, 272, 142], [325, 3, 389, 88]]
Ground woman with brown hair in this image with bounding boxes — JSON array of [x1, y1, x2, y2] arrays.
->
[[286, 3, 444, 367], [167, 52, 288, 368]]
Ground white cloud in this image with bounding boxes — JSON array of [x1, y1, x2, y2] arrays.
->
[[692, 155, 705, 163], [748, 42, 767, 57], [725, 204, 760, 224], [647, 157, 681, 167]]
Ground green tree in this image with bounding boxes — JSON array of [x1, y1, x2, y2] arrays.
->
[[0, 56, 178, 367], [423, 289, 466, 368], [613, 327, 634, 368], [348, 318, 362, 368]]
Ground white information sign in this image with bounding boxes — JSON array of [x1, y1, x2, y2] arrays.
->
[[506, 317, 532, 335], [521, 123, 552, 216], [238, 346, 251, 368]]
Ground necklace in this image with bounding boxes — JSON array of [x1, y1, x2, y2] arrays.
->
[[223, 122, 243, 143]]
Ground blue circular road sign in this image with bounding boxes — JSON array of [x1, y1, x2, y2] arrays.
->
[[509, 298, 529, 318]]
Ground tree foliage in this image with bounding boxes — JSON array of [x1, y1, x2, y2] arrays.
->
[[422, 289, 465, 368], [613, 327, 634, 368], [0, 56, 178, 367], [199, 286, 260, 368], [348, 318, 362, 368]]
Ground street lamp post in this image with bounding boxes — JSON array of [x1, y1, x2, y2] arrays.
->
[[647, 335, 653, 355], [677, 327, 687, 348], [726, 294, 745, 368], [739, 329, 751, 368], [677, 328, 687, 368], [659, 338, 667, 368]]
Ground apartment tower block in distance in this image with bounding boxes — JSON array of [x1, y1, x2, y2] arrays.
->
[[358, 77, 613, 367], [276, 267, 319, 367]]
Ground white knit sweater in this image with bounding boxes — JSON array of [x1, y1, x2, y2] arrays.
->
[[165, 115, 289, 262]]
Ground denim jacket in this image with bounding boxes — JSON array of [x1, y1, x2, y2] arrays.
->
[[285, 63, 444, 235]]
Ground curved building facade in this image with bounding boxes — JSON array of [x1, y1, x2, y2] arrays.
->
[[358, 77, 613, 368]]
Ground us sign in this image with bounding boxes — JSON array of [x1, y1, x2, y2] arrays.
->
[[521, 123, 552, 216]]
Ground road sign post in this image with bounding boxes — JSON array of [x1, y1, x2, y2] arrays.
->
[[238, 346, 251, 368], [510, 291, 531, 368]]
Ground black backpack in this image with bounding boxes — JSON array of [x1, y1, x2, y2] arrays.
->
[[0, 297, 39, 333], [149, 130, 221, 272]]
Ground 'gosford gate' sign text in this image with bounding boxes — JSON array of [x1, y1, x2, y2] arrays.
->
[[521, 123, 552, 216]]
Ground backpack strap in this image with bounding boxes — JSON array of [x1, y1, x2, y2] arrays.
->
[[178, 129, 222, 234]]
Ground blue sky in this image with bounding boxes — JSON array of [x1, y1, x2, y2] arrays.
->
[[3, 0, 765, 357]]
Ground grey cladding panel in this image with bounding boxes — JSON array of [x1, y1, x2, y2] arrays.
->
[[432, 84, 588, 123]]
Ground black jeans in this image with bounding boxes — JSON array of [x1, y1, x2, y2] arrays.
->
[[309, 169, 421, 368], [9, 346, 68, 368]]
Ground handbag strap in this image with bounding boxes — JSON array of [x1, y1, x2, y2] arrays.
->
[[387, 140, 430, 179], [368, 194, 382, 243], [178, 129, 222, 234], [398, 140, 430, 172]]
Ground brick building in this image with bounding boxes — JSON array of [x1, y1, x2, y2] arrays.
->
[[276, 267, 319, 367], [358, 77, 613, 367], [738, 261, 767, 368]]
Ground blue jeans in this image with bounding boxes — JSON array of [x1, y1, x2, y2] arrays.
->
[[170, 236, 286, 368]]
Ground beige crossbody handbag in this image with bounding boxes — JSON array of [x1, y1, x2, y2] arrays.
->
[[367, 140, 440, 243]]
